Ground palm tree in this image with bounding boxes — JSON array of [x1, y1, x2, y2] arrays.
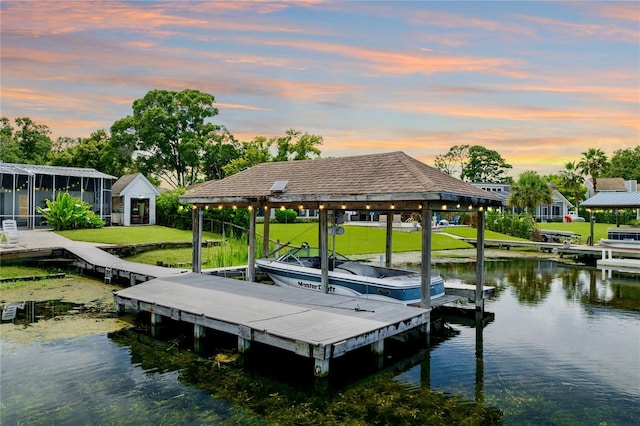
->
[[577, 148, 608, 194], [507, 171, 554, 215], [559, 161, 584, 207]]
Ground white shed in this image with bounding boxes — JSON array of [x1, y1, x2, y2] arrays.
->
[[111, 173, 160, 226]]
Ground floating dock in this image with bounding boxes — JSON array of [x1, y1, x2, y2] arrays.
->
[[114, 272, 434, 377], [597, 247, 640, 272]]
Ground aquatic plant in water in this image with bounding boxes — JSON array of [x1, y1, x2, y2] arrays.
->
[[109, 328, 502, 425]]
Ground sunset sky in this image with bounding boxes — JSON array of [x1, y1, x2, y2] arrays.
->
[[1, 1, 638, 177]]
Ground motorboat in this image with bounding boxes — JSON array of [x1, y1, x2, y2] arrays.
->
[[255, 246, 445, 305], [598, 239, 640, 250]]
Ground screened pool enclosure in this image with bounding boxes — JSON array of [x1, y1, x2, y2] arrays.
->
[[0, 163, 115, 228]]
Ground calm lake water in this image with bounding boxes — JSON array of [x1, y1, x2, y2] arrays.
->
[[1, 258, 639, 425]]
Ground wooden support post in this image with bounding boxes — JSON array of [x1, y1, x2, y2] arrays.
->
[[476, 210, 485, 311], [371, 339, 384, 369], [314, 358, 330, 377], [116, 303, 125, 315], [262, 206, 270, 258], [192, 206, 203, 273], [194, 324, 205, 339], [247, 206, 256, 282], [238, 336, 251, 353], [151, 313, 162, 325], [420, 204, 432, 311], [371, 339, 384, 355], [319, 208, 329, 293], [129, 273, 136, 287], [421, 204, 432, 343], [385, 212, 393, 267]]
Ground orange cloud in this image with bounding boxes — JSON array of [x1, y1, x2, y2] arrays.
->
[[406, 9, 537, 37], [247, 36, 527, 78], [516, 13, 639, 43]]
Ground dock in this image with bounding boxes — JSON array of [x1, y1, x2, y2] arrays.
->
[[4, 230, 494, 378], [1, 230, 189, 284], [114, 272, 432, 377], [66, 245, 188, 284], [596, 246, 640, 273]]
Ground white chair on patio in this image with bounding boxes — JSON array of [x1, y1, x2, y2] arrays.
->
[[1, 220, 27, 246]]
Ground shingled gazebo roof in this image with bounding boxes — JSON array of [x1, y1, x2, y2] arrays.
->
[[180, 151, 502, 211]]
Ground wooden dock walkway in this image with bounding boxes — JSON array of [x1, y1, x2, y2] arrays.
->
[[65, 245, 188, 284], [114, 272, 432, 377]]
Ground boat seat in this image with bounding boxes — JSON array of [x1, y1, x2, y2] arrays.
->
[[335, 261, 380, 278]]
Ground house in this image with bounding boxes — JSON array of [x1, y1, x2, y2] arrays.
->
[[582, 178, 640, 223], [111, 173, 160, 226], [0, 163, 115, 228], [469, 182, 574, 222], [535, 186, 574, 222], [585, 177, 631, 198]]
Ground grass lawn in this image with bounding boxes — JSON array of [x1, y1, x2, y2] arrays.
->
[[56, 226, 221, 244], [0, 265, 63, 280], [536, 222, 615, 244], [57, 223, 622, 248], [258, 223, 474, 255], [55, 222, 623, 268]]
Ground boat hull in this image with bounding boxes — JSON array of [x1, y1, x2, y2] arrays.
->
[[256, 259, 445, 305]]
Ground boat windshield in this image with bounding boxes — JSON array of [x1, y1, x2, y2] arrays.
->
[[277, 247, 350, 266]]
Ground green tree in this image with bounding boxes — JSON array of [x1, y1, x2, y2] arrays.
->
[[577, 148, 608, 193], [223, 136, 273, 176], [602, 146, 640, 182], [434, 144, 470, 179], [507, 170, 553, 214], [201, 131, 242, 181], [272, 129, 322, 162], [0, 117, 22, 162], [559, 161, 585, 208], [110, 89, 223, 188], [49, 130, 131, 176], [0, 117, 53, 164], [460, 145, 512, 183], [222, 129, 323, 176]]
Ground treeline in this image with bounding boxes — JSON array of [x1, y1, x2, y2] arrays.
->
[[1, 89, 322, 188], [435, 144, 640, 212], [3, 88, 638, 225]]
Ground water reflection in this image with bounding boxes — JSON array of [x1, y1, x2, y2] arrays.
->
[[1, 259, 638, 425], [0, 300, 88, 325]]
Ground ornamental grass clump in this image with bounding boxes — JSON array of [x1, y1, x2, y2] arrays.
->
[[36, 192, 104, 230]]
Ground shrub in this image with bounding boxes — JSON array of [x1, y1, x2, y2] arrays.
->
[[36, 192, 104, 230], [486, 209, 535, 239], [155, 188, 250, 236], [156, 188, 191, 228], [274, 208, 297, 223]]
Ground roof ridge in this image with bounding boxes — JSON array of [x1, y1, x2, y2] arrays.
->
[[395, 152, 437, 190]]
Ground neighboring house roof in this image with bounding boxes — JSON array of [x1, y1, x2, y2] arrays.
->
[[469, 182, 511, 205], [0, 163, 115, 179], [552, 189, 573, 208], [112, 173, 160, 197], [589, 177, 627, 192], [181, 151, 502, 209], [581, 192, 640, 209]]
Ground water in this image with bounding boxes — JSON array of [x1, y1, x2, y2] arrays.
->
[[1, 259, 639, 425]]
